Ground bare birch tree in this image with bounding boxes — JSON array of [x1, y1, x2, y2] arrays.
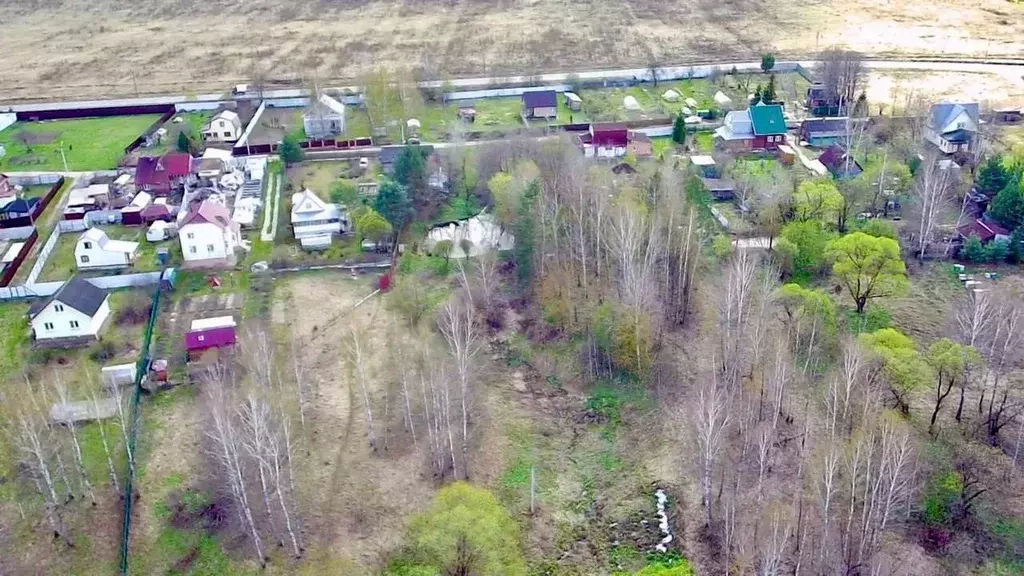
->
[[695, 369, 731, 527], [205, 383, 265, 565], [344, 326, 377, 451], [439, 290, 480, 479], [912, 156, 957, 260]]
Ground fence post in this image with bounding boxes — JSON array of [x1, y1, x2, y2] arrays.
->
[[119, 278, 163, 575]]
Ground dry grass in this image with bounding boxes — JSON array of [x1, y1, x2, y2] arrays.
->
[[0, 0, 1021, 102]]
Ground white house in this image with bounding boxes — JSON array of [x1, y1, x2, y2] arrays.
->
[[426, 212, 514, 258], [75, 228, 139, 270], [179, 200, 241, 266], [291, 189, 346, 248], [925, 103, 979, 154], [29, 278, 111, 343], [303, 94, 346, 139], [202, 110, 243, 143]]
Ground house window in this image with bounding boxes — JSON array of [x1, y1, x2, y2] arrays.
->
[[189, 246, 197, 254], [43, 322, 54, 331], [54, 304, 64, 312], [80, 255, 90, 263], [197, 334, 205, 341], [206, 244, 215, 253], [83, 241, 92, 249], [187, 232, 195, 240], [70, 320, 79, 329]]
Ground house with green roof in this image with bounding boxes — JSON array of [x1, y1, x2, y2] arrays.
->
[[714, 103, 788, 151]]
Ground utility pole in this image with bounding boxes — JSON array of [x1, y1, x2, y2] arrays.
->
[[530, 466, 536, 515], [59, 141, 69, 173]]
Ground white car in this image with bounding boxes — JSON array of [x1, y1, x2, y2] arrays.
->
[[359, 157, 369, 168]]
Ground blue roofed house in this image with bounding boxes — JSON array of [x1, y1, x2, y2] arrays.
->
[[925, 103, 979, 154], [522, 90, 558, 119]]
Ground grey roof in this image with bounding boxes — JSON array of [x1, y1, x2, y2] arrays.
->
[[803, 118, 849, 136], [30, 277, 108, 318], [930, 103, 979, 130], [379, 144, 435, 166], [522, 90, 557, 109]]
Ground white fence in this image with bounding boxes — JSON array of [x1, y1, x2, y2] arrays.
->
[[24, 227, 61, 285], [445, 84, 573, 102], [0, 113, 15, 133], [0, 226, 36, 240], [175, 101, 230, 112], [58, 220, 88, 233], [0, 272, 163, 301]]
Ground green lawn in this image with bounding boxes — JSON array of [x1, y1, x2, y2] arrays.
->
[[651, 137, 678, 159], [473, 98, 527, 130], [346, 106, 373, 139], [39, 225, 175, 282], [13, 177, 74, 284], [144, 111, 212, 155], [0, 115, 162, 171], [692, 131, 714, 153]]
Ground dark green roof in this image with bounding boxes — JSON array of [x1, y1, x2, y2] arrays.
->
[[749, 104, 787, 136]]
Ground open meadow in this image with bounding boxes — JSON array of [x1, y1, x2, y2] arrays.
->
[[0, 0, 1021, 101], [0, 116, 161, 171]]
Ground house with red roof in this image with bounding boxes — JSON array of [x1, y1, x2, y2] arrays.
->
[[178, 200, 241, 267], [135, 153, 194, 195], [957, 218, 1010, 245], [578, 123, 636, 158]]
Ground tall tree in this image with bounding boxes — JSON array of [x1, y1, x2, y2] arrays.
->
[[374, 180, 414, 232], [404, 483, 526, 576], [761, 53, 776, 73], [394, 145, 428, 193], [817, 47, 865, 113], [912, 158, 958, 260], [826, 232, 908, 314], [279, 132, 304, 165], [671, 114, 685, 145]]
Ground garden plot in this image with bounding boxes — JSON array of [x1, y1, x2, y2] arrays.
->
[[0, 115, 161, 171], [38, 225, 174, 283], [247, 107, 305, 146]]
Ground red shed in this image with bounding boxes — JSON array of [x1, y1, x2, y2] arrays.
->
[[135, 153, 193, 196], [185, 326, 237, 360]]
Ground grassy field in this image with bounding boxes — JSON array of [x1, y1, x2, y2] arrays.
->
[[144, 111, 212, 155], [39, 225, 174, 282], [1, 0, 1019, 102], [0, 115, 161, 171], [12, 177, 74, 284]]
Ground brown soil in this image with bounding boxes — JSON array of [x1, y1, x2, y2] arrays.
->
[[15, 130, 60, 145], [0, 0, 1021, 102]]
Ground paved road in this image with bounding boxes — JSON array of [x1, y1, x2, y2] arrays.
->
[[4, 59, 1022, 112]]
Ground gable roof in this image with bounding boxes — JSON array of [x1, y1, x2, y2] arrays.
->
[[522, 90, 557, 109], [181, 200, 233, 230], [802, 118, 849, 136], [136, 153, 193, 186], [291, 189, 328, 214], [590, 123, 628, 147], [958, 218, 1010, 243], [215, 110, 240, 123], [1, 197, 38, 214], [749, 104, 787, 136], [930, 103, 979, 132], [306, 93, 346, 118], [818, 145, 863, 176], [30, 277, 108, 318]]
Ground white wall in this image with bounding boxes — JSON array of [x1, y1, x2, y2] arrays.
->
[[75, 238, 133, 269], [31, 297, 109, 340], [180, 222, 228, 261], [0, 113, 16, 133]]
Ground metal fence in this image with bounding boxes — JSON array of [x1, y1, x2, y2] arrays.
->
[[119, 280, 163, 575], [24, 226, 61, 285]]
